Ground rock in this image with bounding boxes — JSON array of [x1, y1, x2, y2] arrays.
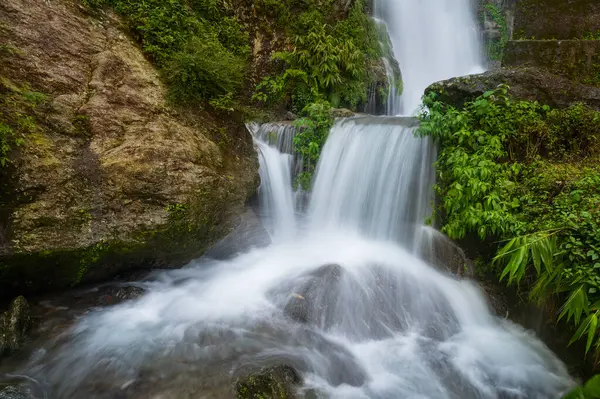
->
[[282, 264, 343, 326], [514, 0, 600, 40], [0, 296, 31, 356], [503, 40, 600, 86], [0, 0, 259, 297], [235, 365, 301, 399], [425, 67, 600, 110], [283, 111, 298, 121], [330, 108, 356, 119], [0, 385, 30, 399], [417, 227, 474, 278]]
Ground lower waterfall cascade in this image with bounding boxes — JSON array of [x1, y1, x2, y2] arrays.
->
[[1, 117, 575, 398]]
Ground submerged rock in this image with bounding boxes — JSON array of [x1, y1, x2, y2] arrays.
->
[[282, 264, 343, 326], [0, 296, 31, 356], [426, 67, 600, 110], [235, 365, 301, 399]]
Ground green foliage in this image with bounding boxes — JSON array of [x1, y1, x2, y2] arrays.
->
[[0, 81, 45, 167], [292, 100, 333, 190], [419, 85, 600, 361], [164, 37, 245, 103], [253, 0, 381, 112], [583, 31, 600, 41], [483, 2, 508, 61], [82, 0, 249, 105], [563, 375, 600, 399]]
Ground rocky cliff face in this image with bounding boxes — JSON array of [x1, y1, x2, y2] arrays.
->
[[0, 0, 259, 297]]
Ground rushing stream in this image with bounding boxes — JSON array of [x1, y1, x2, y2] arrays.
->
[[1, 0, 576, 398]]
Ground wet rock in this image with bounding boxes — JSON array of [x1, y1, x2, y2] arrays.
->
[[0, 297, 31, 356], [0, 385, 30, 399], [426, 67, 600, 111], [418, 227, 474, 278], [282, 264, 343, 326], [284, 111, 298, 121], [235, 365, 301, 399], [330, 108, 356, 119]]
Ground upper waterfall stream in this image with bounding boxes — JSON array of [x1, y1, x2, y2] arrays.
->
[[1, 1, 576, 398]]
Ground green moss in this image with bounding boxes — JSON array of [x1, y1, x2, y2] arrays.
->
[[482, 2, 508, 61], [235, 365, 300, 399], [71, 114, 92, 137], [0, 78, 47, 167]]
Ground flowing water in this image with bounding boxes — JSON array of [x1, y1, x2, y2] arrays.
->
[[1, 1, 576, 398], [374, 0, 485, 115]]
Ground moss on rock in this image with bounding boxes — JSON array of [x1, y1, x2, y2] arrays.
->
[[235, 365, 301, 399], [0, 0, 259, 298], [425, 67, 600, 111], [503, 40, 600, 86], [0, 296, 30, 356]]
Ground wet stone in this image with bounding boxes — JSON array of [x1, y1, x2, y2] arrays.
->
[[0, 297, 31, 357], [235, 365, 301, 399]]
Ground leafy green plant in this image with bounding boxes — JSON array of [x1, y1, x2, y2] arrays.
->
[[164, 37, 245, 104], [419, 85, 600, 362], [253, 0, 380, 111], [563, 375, 600, 398], [292, 100, 333, 190]]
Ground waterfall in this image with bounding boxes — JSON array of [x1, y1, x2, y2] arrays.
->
[[250, 122, 306, 238], [1, 2, 576, 398], [309, 117, 435, 249], [375, 0, 485, 115]]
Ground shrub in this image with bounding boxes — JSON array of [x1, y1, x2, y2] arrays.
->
[[419, 85, 600, 363], [292, 100, 333, 190], [164, 37, 245, 104]]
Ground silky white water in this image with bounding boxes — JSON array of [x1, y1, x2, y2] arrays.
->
[[10, 118, 574, 398], [374, 0, 485, 115], [3, 2, 575, 398]]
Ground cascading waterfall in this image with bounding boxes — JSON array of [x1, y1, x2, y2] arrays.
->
[[1, 2, 577, 399], [309, 117, 435, 250], [250, 122, 300, 240], [374, 0, 485, 115]]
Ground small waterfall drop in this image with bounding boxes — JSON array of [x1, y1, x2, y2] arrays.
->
[[250, 122, 305, 239], [309, 117, 435, 249], [375, 0, 485, 115]]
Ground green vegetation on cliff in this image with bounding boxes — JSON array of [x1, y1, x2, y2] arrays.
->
[[83, 0, 382, 115], [83, 0, 249, 105], [0, 79, 47, 167], [292, 100, 334, 190], [251, 0, 382, 112], [419, 85, 600, 363]]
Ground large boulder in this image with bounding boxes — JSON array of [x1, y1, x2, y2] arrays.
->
[[425, 67, 600, 110], [0, 0, 259, 297]]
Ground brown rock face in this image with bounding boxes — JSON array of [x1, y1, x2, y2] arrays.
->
[[0, 0, 259, 296], [425, 67, 600, 110]]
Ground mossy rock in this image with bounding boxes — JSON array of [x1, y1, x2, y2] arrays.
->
[[0, 296, 30, 357], [425, 67, 600, 111], [235, 365, 302, 399]]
